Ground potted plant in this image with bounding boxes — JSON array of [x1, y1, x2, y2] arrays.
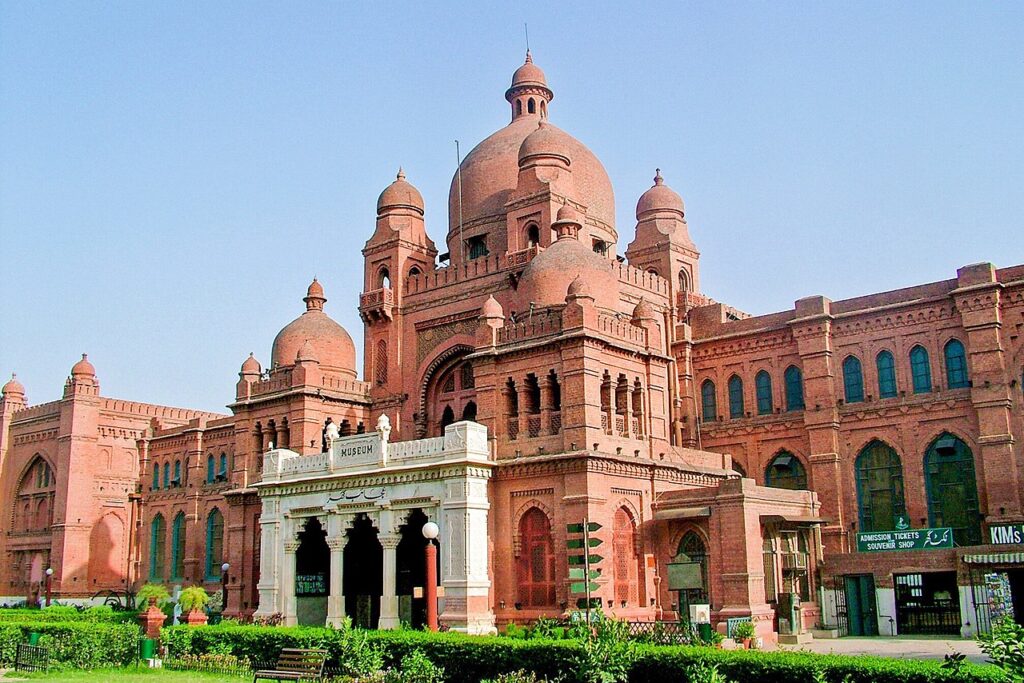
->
[[732, 620, 756, 649], [178, 586, 210, 626]]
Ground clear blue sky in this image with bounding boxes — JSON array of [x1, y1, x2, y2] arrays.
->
[[2, 2, 1021, 413]]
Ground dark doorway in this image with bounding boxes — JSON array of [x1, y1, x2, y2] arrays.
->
[[894, 572, 960, 635], [1010, 570, 1024, 625], [295, 518, 330, 626], [843, 574, 878, 636], [344, 514, 382, 628], [396, 509, 439, 628]]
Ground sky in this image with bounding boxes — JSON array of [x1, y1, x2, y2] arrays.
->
[[1, 2, 1022, 413]]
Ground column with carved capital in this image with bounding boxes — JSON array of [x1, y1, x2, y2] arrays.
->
[[378, 533, 402, 629], [325, 534, 346, 626], [516, 380, 528, 441], [282, 539, 299, 626], [539, 374, 553, 435]]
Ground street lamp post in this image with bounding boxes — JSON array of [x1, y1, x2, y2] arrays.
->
[[221, 563, 230, 616], [44, 568, 53, 607], [422, 521, 439, 631]]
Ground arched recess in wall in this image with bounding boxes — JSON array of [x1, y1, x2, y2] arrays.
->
[[89, 512, 125, 587], [854, 440, 906, 533], [516, 506, 556, 608], [924, 433, 981, 546], [12, 455, 56, 533], [418, 345, 477, 438], [672, 529, 709, 611], [613, 506, 640, 607], [765, 450, 808, 490]]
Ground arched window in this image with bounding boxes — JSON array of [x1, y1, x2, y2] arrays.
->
[[592, 239, 608, 256], [440, 406, 455, 432], [755, 370, 773, 415], [944, 339, 969, 389], [784, 366, 805, 411], [855, 441, 906, 533], [461, 401, 477, 422], [526, 224, 540, 248], [528, 98, 536, 114], [765, 451, 807, 490], [206, 508, 224, 580], [461, 362, 475, 389], [613, 507, 638, 606], [206, 455, 215, 484], [467, 236, 488, 259], [925, 434, 981, 546], [517, 508, 555, 607], [679, 270, 690, 295], [516, 99, 523, 116], [219, 453, 228, 479], [540, 100, 547, 117], [728, 375, 744, 418], [408, 265, 422, 279], [152, 463, 160, 490], [732, 458, 747, 477], [162, 462, 170, 490], [379, 268, 391, 289], [173, 460, 181, 486], [675, 531, 708, 608], [375, 339, 388, 385], [910, 345, 932, 393], [843, 355, 864, 403], [171, 512, 186, 580], [876, 351, 897, 398], [149, 514, 166, 580], [700, 379, 717, 422]]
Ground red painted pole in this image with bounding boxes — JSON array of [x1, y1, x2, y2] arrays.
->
[[425, 541, 438, 631]]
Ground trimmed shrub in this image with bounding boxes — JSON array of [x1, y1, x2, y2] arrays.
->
[[0, 620, 141, 669], [0, 606, 134, 624]]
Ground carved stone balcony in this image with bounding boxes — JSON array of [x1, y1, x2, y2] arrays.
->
[[359, 287, 394, 323]]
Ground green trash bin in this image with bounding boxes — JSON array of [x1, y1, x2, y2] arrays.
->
[[27, 632, 41, 646], [698, 623, 713, 643], [139, 638, 156, 660]]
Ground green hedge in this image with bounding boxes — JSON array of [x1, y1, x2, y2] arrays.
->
[[0, 605, 135, 623], [162, 624, 1003, 683], [0, 621, 142, 669]]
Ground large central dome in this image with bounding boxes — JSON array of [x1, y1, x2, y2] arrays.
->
[[447, 54, 615, 245]]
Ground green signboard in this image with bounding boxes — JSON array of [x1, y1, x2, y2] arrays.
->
[[295, 573, 327, 596], [988, 524, 1024, 545], [856, 528, 953, 552]]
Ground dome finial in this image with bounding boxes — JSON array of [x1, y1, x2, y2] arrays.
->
[[654, 168, 663, 186], [397, 167, 405, 181], [525, 49, 533, 64], [304, 277, 326, 311]]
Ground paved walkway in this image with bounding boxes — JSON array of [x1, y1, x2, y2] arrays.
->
[[774, 636, 988, 663]]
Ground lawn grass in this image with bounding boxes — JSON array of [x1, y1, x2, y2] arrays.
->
[[2, 666, 248, 682]]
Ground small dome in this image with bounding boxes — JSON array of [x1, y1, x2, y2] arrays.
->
[[480, 295, 504, 318], [518, 121, 571, 167], [377, 168, 424, 216], [271, 282, 357, 377], [241, 353, 261, 375], [632, 298, 657, 321], [556, 203, 580, 223], [636, 169, 685, 220], [71, 354, 96, 378], [2, 374, 25, 396], [566, 275, 591, 299], [510, 50, 548, 90], [295, 339, 319, 363], [519, 237, 619, 310]]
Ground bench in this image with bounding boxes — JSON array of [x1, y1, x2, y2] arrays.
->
[[253, 648, 328, 682]]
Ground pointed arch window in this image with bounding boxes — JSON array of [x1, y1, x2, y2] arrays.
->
[[674, 531, 708, 609], [163, 462, 170, 490], [755, 370, 773, 415], [784, 366, 804, 411], [876, 350, 897, 398], [765, 451, 807, 490], [375, 339, 388, 386], [206, 508, 224, 580], [517, 508, 555, 607], [173, 460, 181, 487], [728, 375, 744, 418], [152, 463, 160, 490], [925, 434, 981, 546], [944, 339, 969, 389], [855, 441, 906, 533], [171, 512, 186, 581], [440, 406, 455, 432], [910, 345, 932, 393], [149, 514, 166, 580], [700, 379, 717, 422], [842, 355, 865, 403], [613, 507, 639, 606], [219, 453, 228, 480], [206, 455, 215, 484]]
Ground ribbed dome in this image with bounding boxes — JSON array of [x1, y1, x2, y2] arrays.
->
[[271, 281, 357, 377], [512, 51, 546, 87], [377, 168, 424, 216], [518, 236, 619, 310], [518, 121, 571, 166], [71, 354, 96, 378], [636, 169, 684, 220], [240, 353, 261, 375], [2, 374, 25, 396], [632, 298, 657, 321], [448, 117, 615, 237]]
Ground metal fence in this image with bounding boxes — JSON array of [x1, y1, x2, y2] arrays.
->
[[15, 643, 50, 672]]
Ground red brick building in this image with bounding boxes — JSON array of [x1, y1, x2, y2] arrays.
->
[[2, 53, 1021, 639]]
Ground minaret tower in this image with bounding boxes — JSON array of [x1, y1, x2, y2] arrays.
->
[[506, 50, 553, 122]]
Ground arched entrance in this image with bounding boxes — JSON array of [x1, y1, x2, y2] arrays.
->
[[395, 509, 440, 628], [344, 514, 382, 628], [295, 518, 329, 626]]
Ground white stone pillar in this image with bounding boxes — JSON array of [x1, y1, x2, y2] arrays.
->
[[326, 514, 347, 627], [282, 540, 299, 626], [253, 498, 282, 620], [378, 533, 401, 629]]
